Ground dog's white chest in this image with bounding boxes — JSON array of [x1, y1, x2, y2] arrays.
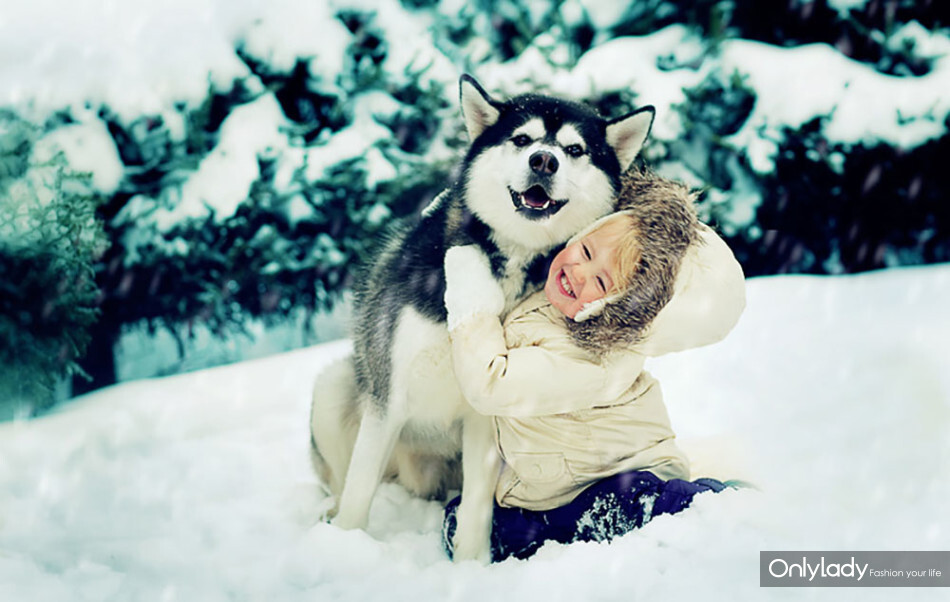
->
[[390, 307, 468, 427]]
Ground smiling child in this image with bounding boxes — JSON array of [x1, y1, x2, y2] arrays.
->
[[441, 166, 746, 561]]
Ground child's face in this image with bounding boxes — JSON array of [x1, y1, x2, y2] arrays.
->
[[544, 218, 627, 319]]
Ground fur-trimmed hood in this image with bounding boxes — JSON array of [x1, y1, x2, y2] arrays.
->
[[566, 167, 746, 356]]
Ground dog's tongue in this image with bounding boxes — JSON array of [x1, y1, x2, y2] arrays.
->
[[522, 185, 550, 208]]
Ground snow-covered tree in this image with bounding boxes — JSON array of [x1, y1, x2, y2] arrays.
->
[[69, 7, 461, 393], [0, 115, 108, 416], [1, 0, 948, 404]]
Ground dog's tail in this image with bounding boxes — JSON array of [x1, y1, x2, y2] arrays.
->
[[310, 354, 362, 499]]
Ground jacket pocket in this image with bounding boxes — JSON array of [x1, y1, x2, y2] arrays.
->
[[507, 451, 569, 484]]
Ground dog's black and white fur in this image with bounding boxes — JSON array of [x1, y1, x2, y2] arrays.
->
[[310, 75, 654, 561]]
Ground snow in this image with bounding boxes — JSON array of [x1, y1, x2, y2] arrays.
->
[[828, 0, 871, 16], [304, 121, 391, 184], [720, 38, 950, 173], [0, 0, 252, 123], [554, 26, 707, 140], [303, 91, 402, 187], [31, 120, 124, 194], [2, 265, 949, 601], [482, 21, 950, 179], [888, 20, 950, 62], [146, 94, 292, 230], [235, 0, 350, 78], [575, 0, 629, 33], [346, 0, 459, 92]]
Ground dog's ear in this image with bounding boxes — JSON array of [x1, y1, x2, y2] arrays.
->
[[606, 106, 655, 171], [460, 74, 501, 141]]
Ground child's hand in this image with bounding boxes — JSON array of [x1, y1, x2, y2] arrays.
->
[[444, 245, 505, 331]]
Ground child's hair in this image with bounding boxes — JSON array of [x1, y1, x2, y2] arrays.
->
[[567, 166, 701, 354], [608, 213, 643, 295]]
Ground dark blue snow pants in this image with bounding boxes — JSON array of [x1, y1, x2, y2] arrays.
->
[[442, 470, 725, 562]]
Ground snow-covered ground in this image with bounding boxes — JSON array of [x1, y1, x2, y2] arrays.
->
[[2, 265, 948, 601]]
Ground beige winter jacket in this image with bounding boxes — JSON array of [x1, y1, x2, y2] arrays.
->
[[449, 225, 746, 511]]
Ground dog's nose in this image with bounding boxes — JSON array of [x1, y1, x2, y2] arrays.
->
[[529, 151, 559, 175]]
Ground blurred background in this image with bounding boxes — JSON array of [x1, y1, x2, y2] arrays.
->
[[1, 0, 947, 419]]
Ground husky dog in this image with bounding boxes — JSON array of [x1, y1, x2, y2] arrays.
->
[[310, 75, 654, 561]]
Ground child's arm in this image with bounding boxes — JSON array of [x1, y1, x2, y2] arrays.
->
[[444, 246, 644, 418]]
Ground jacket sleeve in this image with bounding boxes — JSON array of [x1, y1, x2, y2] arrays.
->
[[449, 313, 645, 418]]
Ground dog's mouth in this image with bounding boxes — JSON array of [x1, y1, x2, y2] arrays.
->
[[509, 186, 567, 219]]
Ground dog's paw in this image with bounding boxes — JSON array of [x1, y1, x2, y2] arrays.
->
[[444, 245, 505, 330], [452, 529, 491, 564], [313, 494, 338, 524]]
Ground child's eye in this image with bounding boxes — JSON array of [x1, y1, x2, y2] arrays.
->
[[565, 144, 585, 158], [511, 134, 532, 147], [582, 244, 592, 260], [596, 276, 606, 292]]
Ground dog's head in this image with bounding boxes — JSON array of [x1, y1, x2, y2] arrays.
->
[[459, 75, 655, 254]]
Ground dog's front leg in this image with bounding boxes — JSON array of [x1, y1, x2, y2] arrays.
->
[[332, 406, 402, 530], [451, 412, 501, 563]]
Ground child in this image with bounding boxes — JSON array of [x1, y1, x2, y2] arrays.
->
[[441, 167, 746, 561]]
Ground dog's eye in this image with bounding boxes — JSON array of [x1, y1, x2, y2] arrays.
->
[[565, 144, 585, 158], [511, 134, 532, 147]]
